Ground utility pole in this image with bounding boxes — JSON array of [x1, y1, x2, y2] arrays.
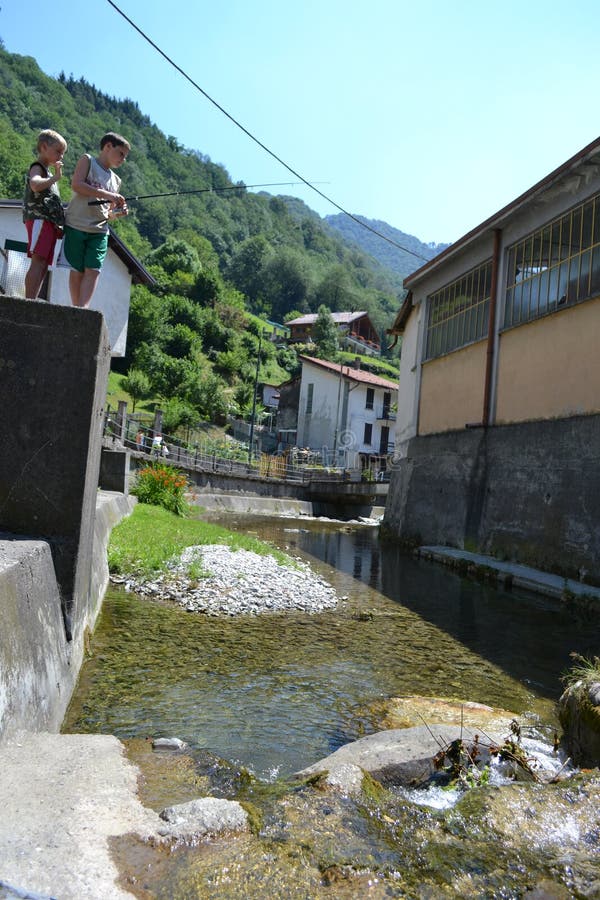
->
[[332, 362, 344, 464], [248, 330, 264, 465]]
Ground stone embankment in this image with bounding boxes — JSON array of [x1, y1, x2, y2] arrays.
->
[[112, 544, 341, 616]]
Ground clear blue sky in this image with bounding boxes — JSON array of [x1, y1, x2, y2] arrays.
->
[[2, 0, 599, 244]]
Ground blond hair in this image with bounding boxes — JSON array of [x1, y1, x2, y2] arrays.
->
[[37, 129, 67, 150]]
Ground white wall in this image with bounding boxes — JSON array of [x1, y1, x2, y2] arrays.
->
[[298, 360, 397, 465], [0, 205, 131, 356]]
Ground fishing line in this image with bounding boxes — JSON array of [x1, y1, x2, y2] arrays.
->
[[105, 0, 430, 262], [88, 181, 326, 205]]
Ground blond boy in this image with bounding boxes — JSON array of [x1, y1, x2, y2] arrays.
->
[[23, 129, 67, 299]]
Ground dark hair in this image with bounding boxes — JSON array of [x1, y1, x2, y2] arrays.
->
[[100, 131, 131, 151]]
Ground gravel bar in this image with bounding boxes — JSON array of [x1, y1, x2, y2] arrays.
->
[[111, 544, 340, 616]]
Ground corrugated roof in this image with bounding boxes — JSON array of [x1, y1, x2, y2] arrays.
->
[[300, 355, 398, 389], [287, 311, 368, 326]]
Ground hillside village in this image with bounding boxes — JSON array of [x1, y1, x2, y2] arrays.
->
[[2, 16, 600, 900]]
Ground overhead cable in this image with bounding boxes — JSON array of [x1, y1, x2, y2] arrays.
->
[[106, 0, 430, 262]]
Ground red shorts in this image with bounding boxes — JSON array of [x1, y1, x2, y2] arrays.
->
[[25, 219, 62, 266]]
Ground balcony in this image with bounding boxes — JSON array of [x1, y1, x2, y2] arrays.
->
[[377, 407, 397, 422]]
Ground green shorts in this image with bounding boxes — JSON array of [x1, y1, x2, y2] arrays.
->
[[62, 226, 108, 272]]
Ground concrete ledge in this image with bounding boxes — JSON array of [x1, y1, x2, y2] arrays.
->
[[0, 540, 70, 737], [0, 492, 136, 744], [0, 731, 161, 900], [418, 546, 600, 602]]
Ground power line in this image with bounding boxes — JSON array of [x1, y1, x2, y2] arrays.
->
[[106, 0, 430, 263]]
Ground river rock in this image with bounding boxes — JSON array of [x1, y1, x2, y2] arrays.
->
[[295, 724, 499, 787], [152, 737, 187, 751], [322, 763, 365, 797], [158, 797, 249, 839], [558, 680, 600, 767], [367, 696, 520, 736]]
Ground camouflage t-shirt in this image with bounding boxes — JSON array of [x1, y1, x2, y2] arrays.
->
[[22, 161, 65, 227]]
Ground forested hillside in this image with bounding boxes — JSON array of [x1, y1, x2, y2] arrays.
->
[[325, 213, 449, 284], [0, 43, 408, 431]]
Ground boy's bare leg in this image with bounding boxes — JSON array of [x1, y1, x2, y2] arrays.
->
[[69, 268, 100, 308], [24, 255, 48, 299]]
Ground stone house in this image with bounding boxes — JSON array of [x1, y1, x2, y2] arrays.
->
[[384, 137, 600, 581], [0, 199, 154, 356]]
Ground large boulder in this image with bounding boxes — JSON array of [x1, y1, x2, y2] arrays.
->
[[158, 797, 249, 840], [296, 724, 498, 787], [366, 695, 519, 734], [558, 680, 600, 767]]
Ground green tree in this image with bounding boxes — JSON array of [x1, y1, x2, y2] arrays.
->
[[120, 368, 151, 412], [312, 305, 339, 359], [226, 235, 272, 305], [261, 248, 311, 321]]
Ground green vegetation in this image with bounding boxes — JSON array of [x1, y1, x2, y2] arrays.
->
[[0, 45, 402, 435], [562, 653, 600, 688], [107, 503, 295, 577], [131, 462, 189, 517]]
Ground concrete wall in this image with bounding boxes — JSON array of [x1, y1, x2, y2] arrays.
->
[[0, 491, 135, 742], [0, 296, 134, 741], [383, 414, 600, 583], [0, 296, 110, 637]]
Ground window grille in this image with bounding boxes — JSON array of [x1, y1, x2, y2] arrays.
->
[[305, 383, 314, 415], [425, 260, 492, 360], [504, 193, 600, 327]]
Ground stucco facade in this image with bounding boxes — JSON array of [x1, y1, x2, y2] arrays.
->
[[390, 138, 600, 452], [296, 356, 397, 468], [385, 137, 600, 581]]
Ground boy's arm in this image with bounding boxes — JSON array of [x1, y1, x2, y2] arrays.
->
[[71, 155, 125, 206], [28, 161, 63, 193]]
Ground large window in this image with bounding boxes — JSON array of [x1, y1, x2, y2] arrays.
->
[[504, 193, 600, 327], [425, 260, 492, 360]]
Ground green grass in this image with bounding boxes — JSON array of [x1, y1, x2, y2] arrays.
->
[[562, 653, 600, 687], [108, 503, 296, 577]]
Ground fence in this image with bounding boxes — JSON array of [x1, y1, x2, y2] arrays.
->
[[102, 408, 366, 485]]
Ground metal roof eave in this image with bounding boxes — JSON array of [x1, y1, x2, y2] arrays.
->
[[403, 136, 600, 292]]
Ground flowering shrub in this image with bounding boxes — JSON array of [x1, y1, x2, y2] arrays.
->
[[132, 462, 189, 516]]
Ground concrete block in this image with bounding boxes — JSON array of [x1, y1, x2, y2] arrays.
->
[[99, 448, 130, 493], [0, 296, 110, 635]]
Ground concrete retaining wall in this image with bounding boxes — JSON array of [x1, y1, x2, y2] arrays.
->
[[384, 415, 600, 583], [0, 492, 135, 743], [0, 296, 111, 636]]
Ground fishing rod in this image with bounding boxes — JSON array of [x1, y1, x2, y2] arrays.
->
[[88, 181, 326, 205]]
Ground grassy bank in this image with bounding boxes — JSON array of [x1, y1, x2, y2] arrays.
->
[[108, 503, 295, 577]]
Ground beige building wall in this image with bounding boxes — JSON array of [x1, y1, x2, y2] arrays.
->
[[419, 340, 487, 434], [496, 296, 600, 423]]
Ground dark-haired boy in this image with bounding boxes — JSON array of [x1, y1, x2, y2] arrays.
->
[[61, 132, 130, 308]]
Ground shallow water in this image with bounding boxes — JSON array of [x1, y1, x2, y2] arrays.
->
[[64, 514, 600, 896], [65, 515, 598, 778]]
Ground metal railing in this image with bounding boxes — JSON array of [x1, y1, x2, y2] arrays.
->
[[101, 410, 376, 485]]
